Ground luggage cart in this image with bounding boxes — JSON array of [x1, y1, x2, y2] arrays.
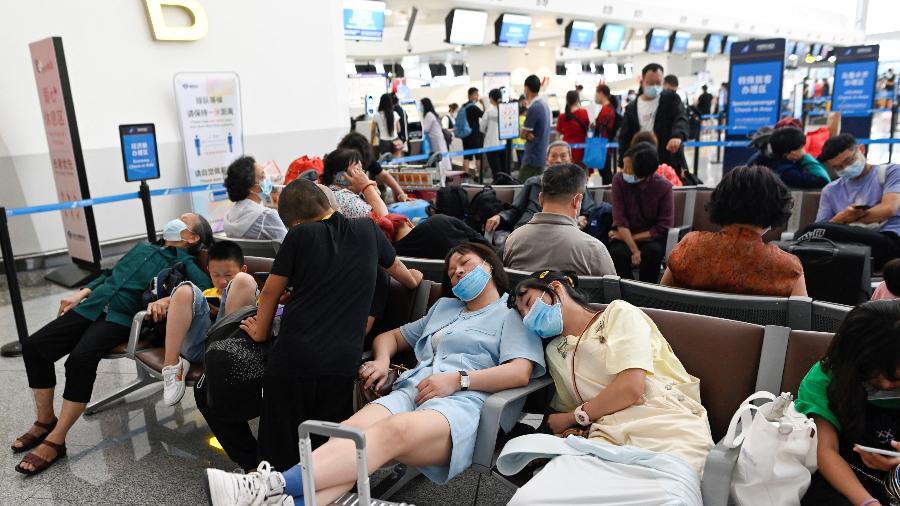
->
[[299, 420, 414, 506]]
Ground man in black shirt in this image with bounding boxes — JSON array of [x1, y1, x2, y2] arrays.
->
[[696, 85, 713, 116], [240, 179, 422, 470], [461, 87, 485, 176]]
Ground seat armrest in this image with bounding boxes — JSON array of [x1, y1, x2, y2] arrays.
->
[[665, 225, 692, 261], [701, 439, 739, 506], [471, 376, 554, 474], [126, 311, 147, 359]]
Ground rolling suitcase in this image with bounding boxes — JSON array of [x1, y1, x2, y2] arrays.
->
[[299, 421, 413, 506], [773, 237, 871, 305]]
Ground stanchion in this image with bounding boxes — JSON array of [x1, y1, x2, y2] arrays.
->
[[0, 208, 26, 357], [139, 180, 156, 243]]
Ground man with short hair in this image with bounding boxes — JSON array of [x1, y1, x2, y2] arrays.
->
[[618, 63, 690, 173], [461, 87, 484, 175], [696, 85, 713, 116], [502, 164, 615, 276], [796, 133, 900, 270], [244, 178, 423, 471], [519, 74, 552, 181], [485, 141, 596, 232], [663, 74, 679, 92]]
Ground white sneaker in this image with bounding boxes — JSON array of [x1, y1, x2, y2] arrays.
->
[[205, 461, 294, 506], [162, 356, 189, 406]]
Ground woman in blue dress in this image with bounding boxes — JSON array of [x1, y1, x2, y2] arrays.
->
[[204, 242, 546, 506]]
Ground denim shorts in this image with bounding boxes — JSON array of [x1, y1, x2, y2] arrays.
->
[[174, 281, 213, 363]]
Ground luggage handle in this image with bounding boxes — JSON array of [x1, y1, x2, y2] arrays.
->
[[792, 236, 839, 261], [299, 421, 371, 506]]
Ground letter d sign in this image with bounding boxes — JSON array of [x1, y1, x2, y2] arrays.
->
[[144, 0, 209, 41]]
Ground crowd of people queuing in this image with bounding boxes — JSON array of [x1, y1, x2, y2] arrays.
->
[[11, 63, 900, 506]]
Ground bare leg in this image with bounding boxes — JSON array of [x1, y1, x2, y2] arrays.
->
[[163, 284, 196, 367], [222, 272, 257, 317], [311, 410, 452, 504], [18, 399, 86, 471], [12, 388, 56, 450], [462, 158, 470, 173]]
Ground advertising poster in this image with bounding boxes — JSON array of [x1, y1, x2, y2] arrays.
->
[[29, 37, 100, 265], [483, 72, 511, 103], [174, 72, 243, 231], [498, 102, 520, 140]]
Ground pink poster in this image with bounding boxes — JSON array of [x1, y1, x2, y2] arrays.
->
[[29, 37, 98, 264]]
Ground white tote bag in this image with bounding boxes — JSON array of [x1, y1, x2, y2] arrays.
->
[[722, 392, 818, 506]]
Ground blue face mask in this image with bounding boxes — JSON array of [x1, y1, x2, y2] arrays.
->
[[256, 176, 274, 204], [837, 155, 866, 179], [623, 173, 639, 184], [162, 219, 188, 242], [522, 292, 564, 338], [643, 85, 663, 99], [452, 261, 491, 302]]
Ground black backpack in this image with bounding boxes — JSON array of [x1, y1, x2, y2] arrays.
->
[[467, 186, 509, 234], [492, 172, 520, 185], [202, 305, 268, 421], [435, 186, 468, 220]]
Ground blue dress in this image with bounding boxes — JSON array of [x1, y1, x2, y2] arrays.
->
[[372, 294, 546, 483]]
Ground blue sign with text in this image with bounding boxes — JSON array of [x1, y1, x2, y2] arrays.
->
[[122, 132, 159, 181], [343, 7, 385, 41], [727, 60, 782, 134], [832, 60, 877, 118]]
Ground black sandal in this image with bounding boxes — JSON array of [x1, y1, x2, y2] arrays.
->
[[11, 419, 57, 454], [15, 440, 67, 476]]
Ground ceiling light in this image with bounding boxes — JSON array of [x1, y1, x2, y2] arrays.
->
[[538, 41, 546, 47], [635, 29, 645, 36], [384, 9, 392, 15], [827, 56, 836, 63], [535, 21, 543, 28]]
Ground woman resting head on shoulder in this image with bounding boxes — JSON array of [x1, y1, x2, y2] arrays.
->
[[509, 270, 713, 473]]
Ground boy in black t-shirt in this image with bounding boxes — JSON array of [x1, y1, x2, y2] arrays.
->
[[240, 179, 422, 471]]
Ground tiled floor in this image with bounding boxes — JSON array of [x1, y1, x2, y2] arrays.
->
[[0, 291, 515, 506]]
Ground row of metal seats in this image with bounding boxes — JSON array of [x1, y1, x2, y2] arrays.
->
[[399, 256, 851, 332], [83, 257, 839, 505]]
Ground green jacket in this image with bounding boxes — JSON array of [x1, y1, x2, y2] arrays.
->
[[74, 242, 211, 327]]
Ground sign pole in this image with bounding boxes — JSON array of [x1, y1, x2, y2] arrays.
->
[[0, 208, 26, 357], [139, 181, 156, 243]]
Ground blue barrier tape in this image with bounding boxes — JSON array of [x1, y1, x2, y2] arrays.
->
[[6, 183, 224, 217], [700, 125, 728, 131], [700, 114, 721, 120]]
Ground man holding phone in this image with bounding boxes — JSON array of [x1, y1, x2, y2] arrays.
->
[[796, 134, 900, 270]]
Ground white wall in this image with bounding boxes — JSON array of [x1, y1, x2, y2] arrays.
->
[[0, 0, 350, 257]]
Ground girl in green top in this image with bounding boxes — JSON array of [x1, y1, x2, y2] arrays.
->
[[796, 300, 900, 505]]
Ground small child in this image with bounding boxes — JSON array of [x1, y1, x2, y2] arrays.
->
[[766, 127, 831, 189], [872, 258, 900, 301], [149, 240, 258, 406]]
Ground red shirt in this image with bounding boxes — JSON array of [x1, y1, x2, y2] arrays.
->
[[555, 108, 590, 161]]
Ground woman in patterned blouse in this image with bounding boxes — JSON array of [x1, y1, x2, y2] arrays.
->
[[662, 165, 807, 297], [322, 148, 388, 219]]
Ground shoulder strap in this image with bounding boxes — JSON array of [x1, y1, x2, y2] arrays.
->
[[878, 164, 888, 187]]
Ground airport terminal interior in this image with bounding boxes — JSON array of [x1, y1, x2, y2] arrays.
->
[[4, 0, 900, 504]]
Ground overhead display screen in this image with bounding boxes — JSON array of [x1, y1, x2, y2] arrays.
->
[[446, 9, 489, 46], [671, 31, 691, 54], [599, 24, 627, 51], [495, 13, 532, 48], [343, 0, 386, 42], [705, 33, 723, 54], [646, 28, 671, 53], [565, 20, 596, 50]]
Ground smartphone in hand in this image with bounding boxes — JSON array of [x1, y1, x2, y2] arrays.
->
[[855, 444, 900, 458], [853, 204, 872, 210]]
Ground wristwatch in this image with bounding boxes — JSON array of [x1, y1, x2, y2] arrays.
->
[[574, 403, 592, 427], [459, 371, 470, 391]]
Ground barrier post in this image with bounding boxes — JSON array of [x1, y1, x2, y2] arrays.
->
[[139, 180, 156, 243], [0, 208, 26, 357], [692, 143, 700, 177]]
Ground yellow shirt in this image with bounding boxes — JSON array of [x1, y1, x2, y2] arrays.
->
[[545, 300, 712, 474]]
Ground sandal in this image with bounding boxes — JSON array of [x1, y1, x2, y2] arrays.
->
[[15, 440, 67, 476], [11, 419, 57, 454]]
